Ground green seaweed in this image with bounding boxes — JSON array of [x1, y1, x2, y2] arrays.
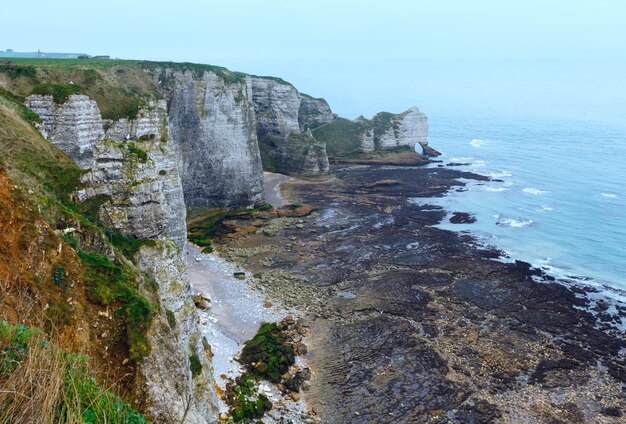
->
[[240, 323, 294, 382]]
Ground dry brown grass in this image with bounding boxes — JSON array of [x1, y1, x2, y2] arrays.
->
[[0, 333, 69, 424]]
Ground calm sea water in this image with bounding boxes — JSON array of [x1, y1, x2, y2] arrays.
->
[[422, 114, 626, 300]]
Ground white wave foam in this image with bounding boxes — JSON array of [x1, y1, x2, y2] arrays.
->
[[494, 215, 533, 228], [472, 160, 487, 168], [489, 171, 513, 178], [469, 139, 487, 147], [600, 193, 618, 199], [485, 187, 508, 192], [523, 187, 549, 195]]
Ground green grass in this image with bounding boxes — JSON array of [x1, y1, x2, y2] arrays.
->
[[62, 355, 148, 423], [32, 83, 83, 104], [312, 117, 369, 158], [0, 87, 41, 123], [105, 229, 156, 260], [76, 248, 152, 361], [0, 99, 85, 222]]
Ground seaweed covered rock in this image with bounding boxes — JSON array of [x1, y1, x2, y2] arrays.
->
[[240, 322, 295, 382]]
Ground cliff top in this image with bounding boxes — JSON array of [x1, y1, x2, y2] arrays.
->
[[0, 57, 329, 118]]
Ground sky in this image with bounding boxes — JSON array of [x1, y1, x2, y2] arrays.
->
[[3, 0, 626, 122]]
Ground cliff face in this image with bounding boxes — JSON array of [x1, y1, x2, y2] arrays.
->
[[25, 93, 218, 423], [248, 77, 331, 175], [159, 69, 265, 208]]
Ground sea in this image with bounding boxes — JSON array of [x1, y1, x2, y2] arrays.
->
[[423, 113, 626, 303]]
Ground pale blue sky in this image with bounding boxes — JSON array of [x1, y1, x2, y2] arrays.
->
[[3, 1, 626, 122]]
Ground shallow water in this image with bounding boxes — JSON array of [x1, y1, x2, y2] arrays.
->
[[424, 114, 626, 297]]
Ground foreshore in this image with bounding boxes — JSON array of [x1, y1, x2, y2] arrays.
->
[[212, 164, 625, 423], [187, 173, 319, 422]]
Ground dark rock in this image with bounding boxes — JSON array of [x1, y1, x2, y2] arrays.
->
[[601, 406, 623, 417], [449, 212, 476, 224]]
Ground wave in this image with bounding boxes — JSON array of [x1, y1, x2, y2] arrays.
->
[[485, 187, 509, 192], [600, 193, 618, 199], [494, 215, 534, 228], [539, 205, 554, 211], [523, 187, 549, 195], [489, 171, 513, 178], [469, 139, 487, 147]]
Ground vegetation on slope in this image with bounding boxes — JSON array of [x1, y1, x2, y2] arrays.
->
[[0, 321, 147, 423], [312, 117, 369, 158], [0, 91, 155, 414], [0, 60, 153, 120]]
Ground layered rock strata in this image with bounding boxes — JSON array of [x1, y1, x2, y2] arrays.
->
[[26, 94, 104, 168]]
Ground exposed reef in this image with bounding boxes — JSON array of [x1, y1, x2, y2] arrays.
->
[[216, 165, 626, 423]]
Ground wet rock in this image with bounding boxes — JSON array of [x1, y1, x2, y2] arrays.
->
[[284, 368, 311, 393], [601, 406, 623, 417], [449, 212, 476, 224]]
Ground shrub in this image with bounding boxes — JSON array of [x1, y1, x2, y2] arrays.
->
[[189, 353, 202, 377], [126, 142, 148, 163], [0, 64, 37, 80]]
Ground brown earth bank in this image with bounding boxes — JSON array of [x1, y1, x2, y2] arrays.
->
[[214, 164, 625, 423]]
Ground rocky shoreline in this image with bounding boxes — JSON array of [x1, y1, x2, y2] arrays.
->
[[213, 165, 625, 423]]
